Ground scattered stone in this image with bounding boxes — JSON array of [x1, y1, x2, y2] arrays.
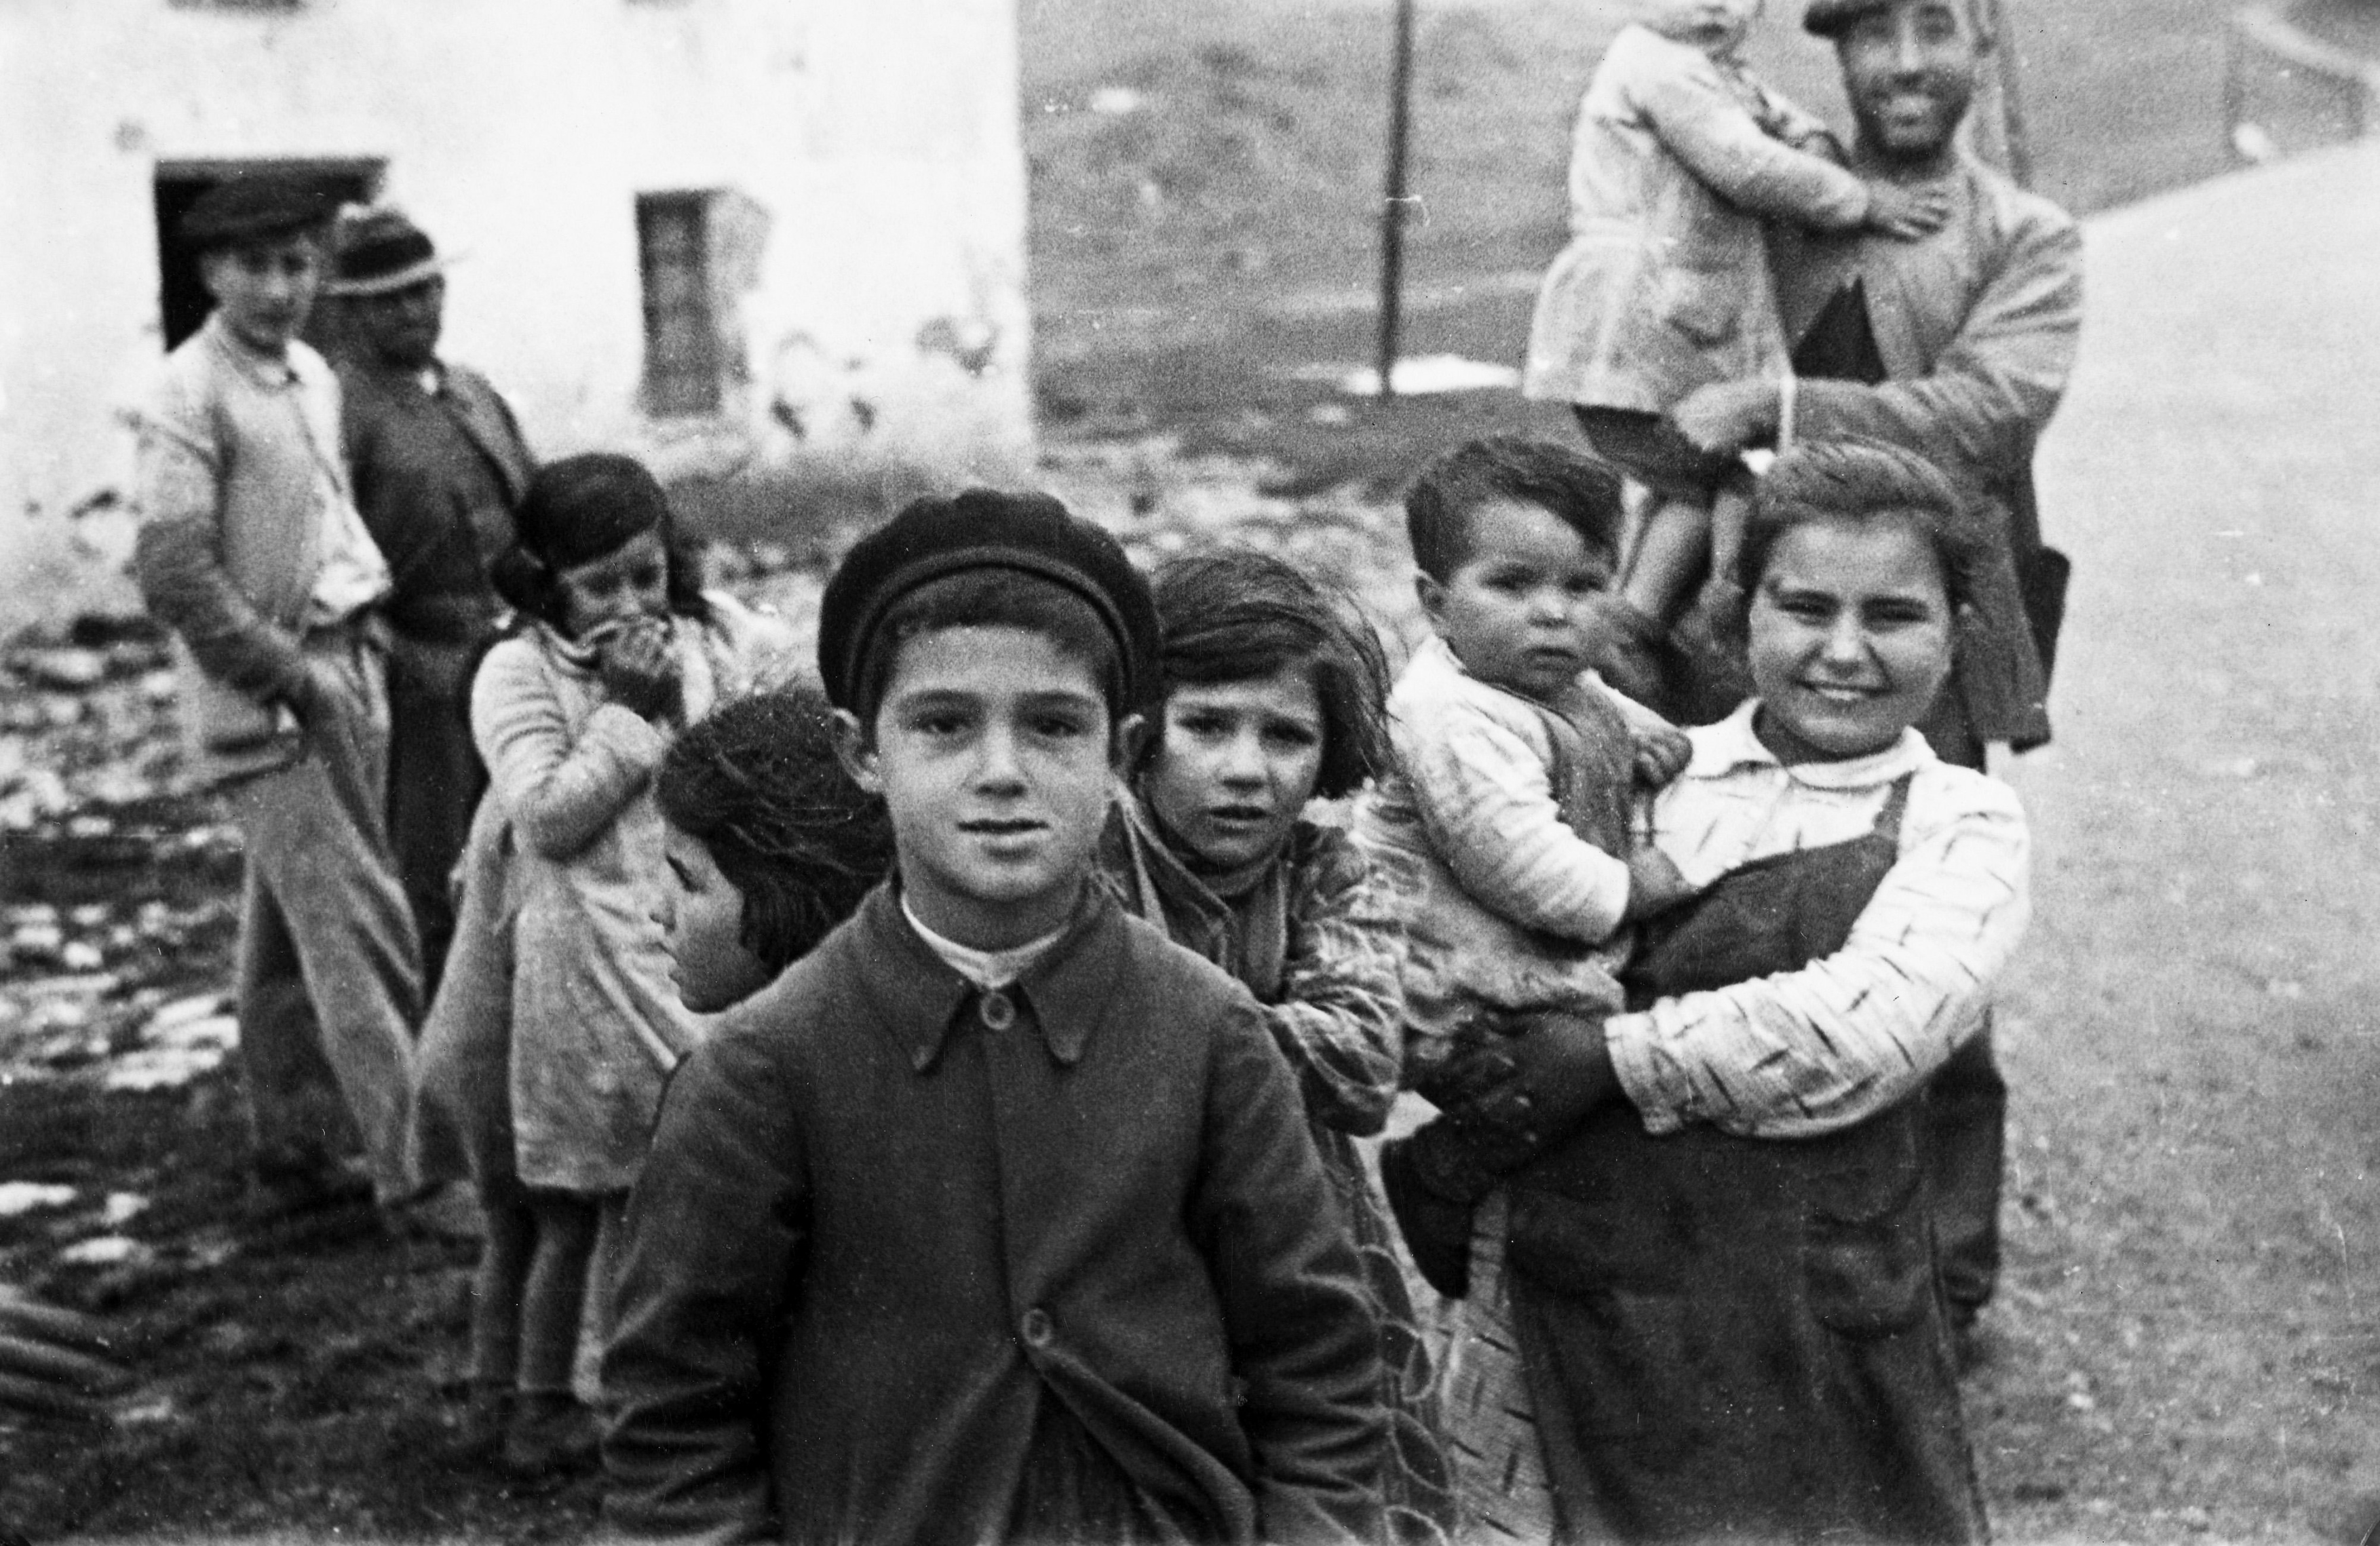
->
[[56, 1235, 149, 1267], [19, 647, 109, 691], [103, 1046, 227, 1092], [115, 1395, 180, 1426], [0, 1180, 79, 1216], [149, 1012, 236, 1053]]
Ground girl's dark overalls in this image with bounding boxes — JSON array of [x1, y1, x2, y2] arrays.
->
[[1503, 777, 1989, 1543]]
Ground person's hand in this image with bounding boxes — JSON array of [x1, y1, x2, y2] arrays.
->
[[1864, 180, 1951, 240], [1668, 379, 1778, 457], [1786, 124, 1850, 167], [0, 1287, 131, 1425], [1437, 1013, 1620, 1145], [596, 619, 683, 723], [1579, 594, 1670, 706], [1624, 847, 1697, 922], [284, 656, 344, 731], [1631, 720, 1692, 788]]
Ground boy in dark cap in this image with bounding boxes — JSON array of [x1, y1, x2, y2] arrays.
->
[[130, 172, 427, 1219], [602, 490, 1387, 1545]]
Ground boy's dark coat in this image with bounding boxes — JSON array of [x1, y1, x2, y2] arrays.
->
[[602, 883, 1387, 1546]]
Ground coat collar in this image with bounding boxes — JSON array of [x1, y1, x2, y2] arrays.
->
[[849, 879, 1128, 1073], [347, 353, 536, 507], [201, 312, 316, 391], [1685, 698, 1936, 790]]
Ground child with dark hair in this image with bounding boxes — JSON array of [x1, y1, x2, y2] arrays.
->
[[1101, 547, 1455, 1544], [651, 686, 894, 1010], [1357, 438, 1700, 1299], [461, 451, 792, 1474], [602, 490, 1386, 1545]]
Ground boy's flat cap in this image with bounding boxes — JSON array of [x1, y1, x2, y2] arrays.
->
[[180, 174, 338, 252], [818, 489, 1159, 715]]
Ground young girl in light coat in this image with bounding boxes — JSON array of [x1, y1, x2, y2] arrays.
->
[[465, 453, 791, 1474]]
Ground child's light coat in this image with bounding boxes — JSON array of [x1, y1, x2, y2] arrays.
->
[[1523, 22, 1868, 414], [470, 593, 795, 1193]]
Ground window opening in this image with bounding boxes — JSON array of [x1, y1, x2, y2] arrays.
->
[[636, 192, 723, 417]]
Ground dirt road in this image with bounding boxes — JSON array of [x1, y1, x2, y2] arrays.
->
[[1965, 142, 2380, 1542]]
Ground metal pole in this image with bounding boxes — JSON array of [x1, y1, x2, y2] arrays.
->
[[1376, 0, 1417, 399], [1975, 0, 2034, 186]]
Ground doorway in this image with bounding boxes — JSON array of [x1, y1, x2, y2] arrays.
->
[[153, 158, 384, 351]]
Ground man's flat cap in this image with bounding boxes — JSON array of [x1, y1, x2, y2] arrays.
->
[[1805, 0, 1985, 36], [1804, 0, 1892, 34], [180, 174, 338, 252]]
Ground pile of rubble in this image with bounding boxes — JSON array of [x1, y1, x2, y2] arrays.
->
[[1, 619, 242, 1095]]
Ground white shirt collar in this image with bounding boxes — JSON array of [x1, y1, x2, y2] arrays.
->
[[900, 895, 1064, 991], [1685, 698, 1936, 790]]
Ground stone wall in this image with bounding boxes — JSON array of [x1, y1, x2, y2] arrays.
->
[[0, 0, 1033, 628]]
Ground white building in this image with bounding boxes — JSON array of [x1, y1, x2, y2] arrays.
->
[[0, 0, 1033, 619]]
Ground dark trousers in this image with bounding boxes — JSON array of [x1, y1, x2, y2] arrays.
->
[[1921, 729, 2003, 1319], [1927, 1023, 2006, 1317], [385, 632, 490, 995]]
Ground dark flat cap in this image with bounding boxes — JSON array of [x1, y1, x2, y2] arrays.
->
[[818, 489, 1159, 716], [180, 174, 337, 252], [1805, 0, 1982, 36]]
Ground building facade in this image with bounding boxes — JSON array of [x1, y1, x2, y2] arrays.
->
[[0, 0, 1033, 617]]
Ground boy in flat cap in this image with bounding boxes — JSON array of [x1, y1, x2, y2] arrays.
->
[[328, 206, 535, 993], [130, 173, 426, 1218], [602, 490, 1387, 1546], [1656, 0, 2084, 1347]]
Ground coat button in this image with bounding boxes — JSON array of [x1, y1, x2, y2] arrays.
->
[[1020, 1307, 1054, 1348], [980, 990, 1016, 1031]]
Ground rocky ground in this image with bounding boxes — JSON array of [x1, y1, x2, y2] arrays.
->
[[0, 449, 1427, 1541], [7, 3, 2376, 1537]]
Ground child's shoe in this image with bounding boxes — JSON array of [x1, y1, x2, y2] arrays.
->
[[501, 1392, 602, 1477], [1378, 1136, 1476, 1301]]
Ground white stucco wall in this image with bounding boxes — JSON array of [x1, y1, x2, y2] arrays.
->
[[0, 0, 1032, 621]]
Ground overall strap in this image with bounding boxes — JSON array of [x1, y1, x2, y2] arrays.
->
[[1870, 771, 1917, 846]]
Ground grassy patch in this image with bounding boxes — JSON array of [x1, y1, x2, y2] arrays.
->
[[1020, 0, 2246, 489]]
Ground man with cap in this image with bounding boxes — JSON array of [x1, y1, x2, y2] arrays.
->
[[130, 173, 425, 1218], [1662, 0, 2084, 1350], [329, 206, 534, 990]]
